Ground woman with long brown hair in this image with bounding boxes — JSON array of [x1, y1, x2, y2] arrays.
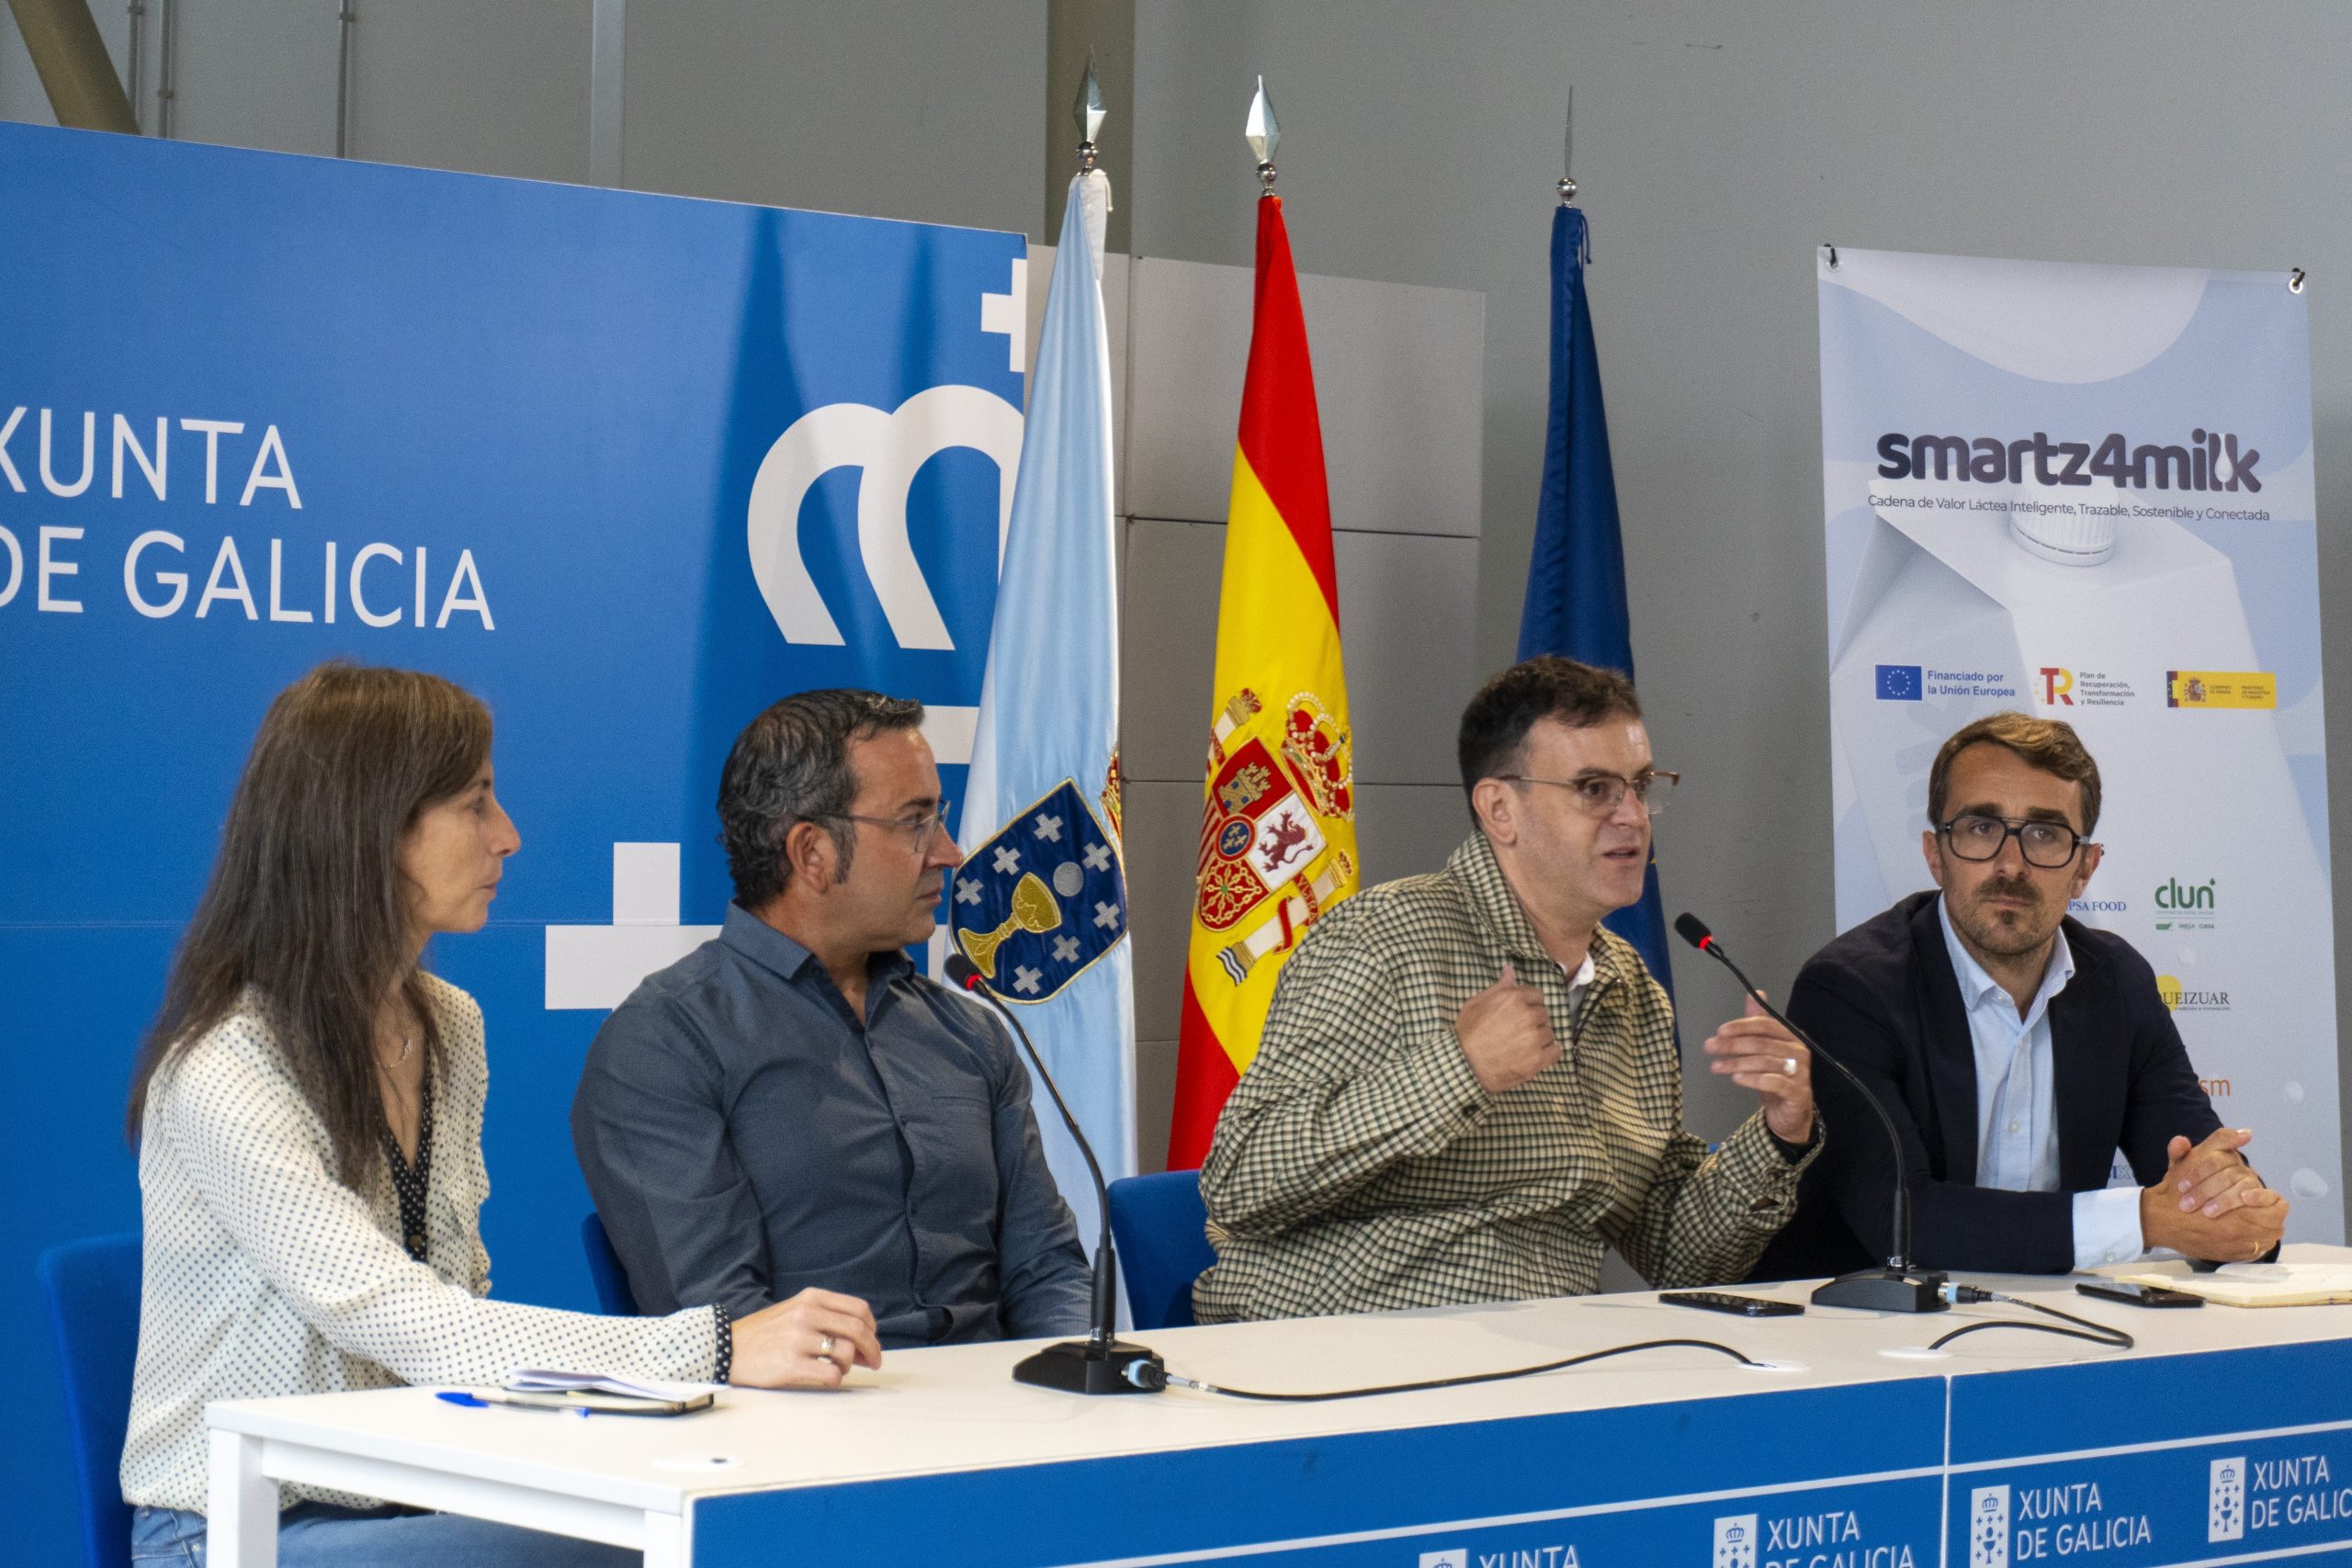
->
[[121, 663, 878, 1566]]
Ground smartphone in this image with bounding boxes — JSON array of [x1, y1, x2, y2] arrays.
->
[[2075, 1280, 2205, 1309], [503, 1389, 717, 1416], [1659, 1290, 1804, 1317]]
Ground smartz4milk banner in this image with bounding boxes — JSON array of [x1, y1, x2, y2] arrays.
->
[[1818, 246, 2340, 1241]]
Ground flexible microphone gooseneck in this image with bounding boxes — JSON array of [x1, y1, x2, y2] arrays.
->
[[944, 953, 1165, 1394], [1674, 913, 1949, 1314]]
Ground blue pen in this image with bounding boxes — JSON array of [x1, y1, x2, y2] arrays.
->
[[436, 1390, 592, 1418]]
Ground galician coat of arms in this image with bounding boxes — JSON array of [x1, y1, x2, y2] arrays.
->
[[950, 775, 1127, 1003]]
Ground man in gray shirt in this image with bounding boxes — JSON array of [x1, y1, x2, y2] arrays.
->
[[573, 689, 1091, 1352]]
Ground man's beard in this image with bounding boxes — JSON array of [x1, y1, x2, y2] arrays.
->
[[1954, 874, 2057, 958]]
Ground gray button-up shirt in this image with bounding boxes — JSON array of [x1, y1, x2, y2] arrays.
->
[[572, 905, 1091, 1347]]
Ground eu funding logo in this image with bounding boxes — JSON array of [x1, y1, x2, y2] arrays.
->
[[1875, 665, 2020, 701]]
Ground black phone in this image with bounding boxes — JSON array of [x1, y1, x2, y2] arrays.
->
[[1659, 1290, 1805, 1317], [2075, 1280, 2204, 1309]]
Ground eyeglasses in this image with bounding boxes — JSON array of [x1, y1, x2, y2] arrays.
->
[[1498, 770, 1679, 818], [1939, 813, 2086, 869], [815, 804, 954, 849]]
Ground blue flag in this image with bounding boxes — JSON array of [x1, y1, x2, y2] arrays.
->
[[1516, 206, 1675, 995], [953, 170, 1135, 1248]]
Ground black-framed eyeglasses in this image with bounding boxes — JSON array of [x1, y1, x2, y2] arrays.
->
[[1498, 770, 1679, 818], [1939, 812, 2086, 869], [813, 803, 954, 849]]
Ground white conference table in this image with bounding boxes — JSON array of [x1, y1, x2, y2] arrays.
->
[[206, 1245, 2352, 1567]]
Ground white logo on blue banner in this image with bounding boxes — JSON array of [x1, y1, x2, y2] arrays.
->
[[1820, 247, 2341, 1241], [1712, 1512, 1759, 1568], [0, 123, 1026, 1562], [1969, 1485, 2010, 1568], [2211, 1455, 2247, 1541]]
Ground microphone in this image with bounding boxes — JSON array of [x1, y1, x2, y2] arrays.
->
[[944, 952, 1166, 1393], [1675, 914, 1949, 1314]]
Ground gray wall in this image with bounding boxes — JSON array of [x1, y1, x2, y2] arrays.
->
[[10, 0, 2352, 1188], [1131, 1, 2352, 1176], [0, 1, 1046, 230]]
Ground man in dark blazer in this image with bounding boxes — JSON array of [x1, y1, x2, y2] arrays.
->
[[1755, 713, 2287, 1280]]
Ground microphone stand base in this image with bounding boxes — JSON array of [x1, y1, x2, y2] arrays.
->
[[1812, 1269, 1951, 1314], [1012, 1338, 1165, 1395]]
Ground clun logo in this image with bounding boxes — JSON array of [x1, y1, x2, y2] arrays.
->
[[2155, 878, 2217, 911], [2038, 668, 2074, 705], [1712, 1513, 1758, 1568], [1969, 1486, 2009, 1568]]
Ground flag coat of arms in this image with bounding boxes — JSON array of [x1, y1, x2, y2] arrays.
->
[[952, 167, 1136, 1232], [1167, 193, 1359, 1170]]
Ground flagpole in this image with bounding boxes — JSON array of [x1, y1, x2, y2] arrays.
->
[[1558, 85, 1577, 205]]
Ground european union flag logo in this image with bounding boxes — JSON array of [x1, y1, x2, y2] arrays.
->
[[948, 778, 1126, 1002], [1875, 664, 1923, 701]]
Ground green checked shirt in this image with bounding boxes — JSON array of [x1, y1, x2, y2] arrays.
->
[[1193, 831, 1820, 1323]]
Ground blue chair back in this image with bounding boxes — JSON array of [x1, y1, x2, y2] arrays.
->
[[580, 1213, 639, 1315], [1107, 1170, 1213, 1330], [37, 1232, 142, 1568]]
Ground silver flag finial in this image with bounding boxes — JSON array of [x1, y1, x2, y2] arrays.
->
[[1073, 50, 1106, 162], [1247, 75, 1279, 190], [1556, 86, 1577, 204]]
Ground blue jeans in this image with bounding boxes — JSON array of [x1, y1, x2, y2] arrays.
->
[[131, 1505, 639, 1566]]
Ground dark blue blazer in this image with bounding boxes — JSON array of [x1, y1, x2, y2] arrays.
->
[[1752, 890, 2220, 1279]]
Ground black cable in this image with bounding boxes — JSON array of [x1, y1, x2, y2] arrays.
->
[[1152, 1337, 1763, 1402], [1927, 1287, 2134, 1353]]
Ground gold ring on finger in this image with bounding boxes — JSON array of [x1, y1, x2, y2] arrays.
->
[[818, 1334, 835, 1359], [1782, 1057, 1797, 1077]]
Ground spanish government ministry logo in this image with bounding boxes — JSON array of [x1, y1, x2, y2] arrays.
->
[[950, 778, 1126, 1002]]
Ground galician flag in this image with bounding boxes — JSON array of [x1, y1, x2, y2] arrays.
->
[[1517, 203, 1674, 994], [951, 167, 1136, 1244], [1166, 192, 1359, 1170]]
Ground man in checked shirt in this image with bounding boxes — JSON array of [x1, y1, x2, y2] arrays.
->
[[1193, 656, 1821, 1322]]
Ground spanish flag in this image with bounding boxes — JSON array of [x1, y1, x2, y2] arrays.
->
[[1166, 195, 1359, 1170]]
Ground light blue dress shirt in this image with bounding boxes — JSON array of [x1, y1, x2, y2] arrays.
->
[[1937, 897, 2144, 1269]]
